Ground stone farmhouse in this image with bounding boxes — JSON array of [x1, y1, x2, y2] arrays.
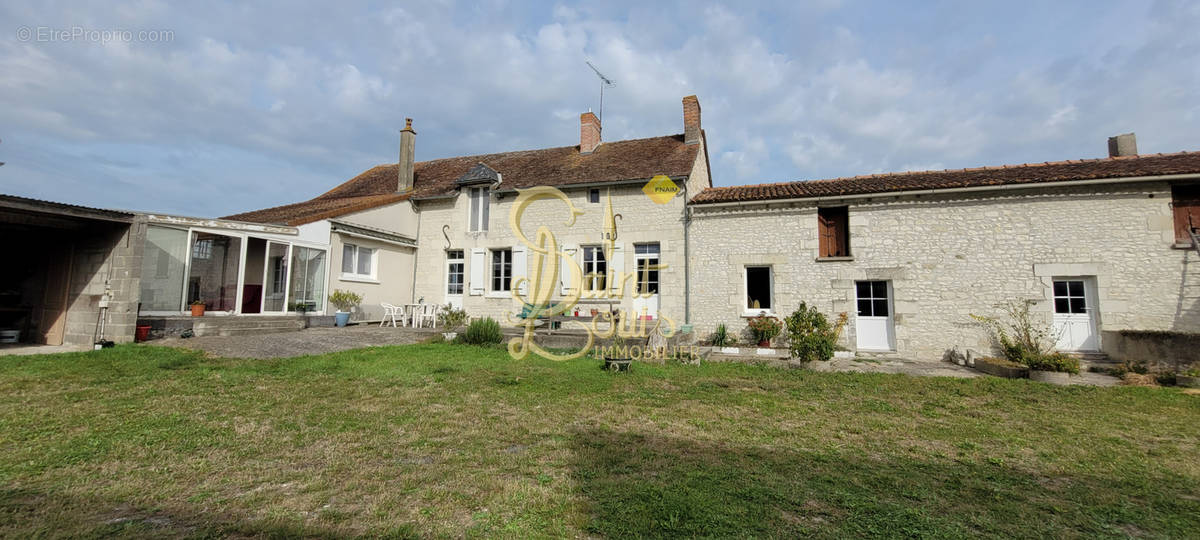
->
[[3, 95, 1198, 364]]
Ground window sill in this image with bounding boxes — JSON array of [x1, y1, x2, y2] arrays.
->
[[741, 310, 775, 318], [1171, 242, 1195, 250], [339, 274, 379, 284], [815, 256, 854, 262], [485, 292, 512, 299]]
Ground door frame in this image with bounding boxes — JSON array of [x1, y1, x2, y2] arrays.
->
[[1051, 276, 1100, 352], [261, 241, 292, 314], [854, 279, 895, 352], [444, 249, 464, 309]]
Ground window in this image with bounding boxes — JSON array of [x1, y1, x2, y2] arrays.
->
[[447, 250, 464, 295], [818, 206, 850, 258], [470, 187, 490, 232], [582, 246, 607, 291], [1053, 280, 1088, 314], [1173, 185, 1200, 244], [856, 281, 889, 317], [588, 188, 601, 204], [191, 238, 213, 260], [635, 243, 660, 295], [341, 243, 375, 278], [491, 248, 512, 291], [745, 266, 772, 311]]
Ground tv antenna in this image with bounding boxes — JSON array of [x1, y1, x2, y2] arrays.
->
[[585, 61, 615, 133]]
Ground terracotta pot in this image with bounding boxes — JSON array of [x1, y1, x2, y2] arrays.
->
[[590, 309, 599, 316], [190, 304, 205, 317], [757, 340, 770, 347]]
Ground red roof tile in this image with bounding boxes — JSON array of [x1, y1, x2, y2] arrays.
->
[[690, 151, 1200, 204], [226, 134, 699, 225]]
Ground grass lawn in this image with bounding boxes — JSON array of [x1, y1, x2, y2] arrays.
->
[[0, 344, 1198, 538]]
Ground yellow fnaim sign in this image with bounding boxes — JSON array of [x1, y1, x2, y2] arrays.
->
[[642, 174, 679, 204]]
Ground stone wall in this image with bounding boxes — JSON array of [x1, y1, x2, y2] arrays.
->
[[1101, 330, 1200, 372], [687, 182, 1199, 361], [412, 181, 694, 325]]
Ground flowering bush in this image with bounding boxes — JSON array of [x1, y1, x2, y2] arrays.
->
[[747, 315, 782, 345]]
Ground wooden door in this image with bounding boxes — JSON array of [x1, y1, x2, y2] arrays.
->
[[38, 245, 73, 345]]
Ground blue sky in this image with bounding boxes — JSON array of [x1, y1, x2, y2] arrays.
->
[[0, 1, 1196, 217]]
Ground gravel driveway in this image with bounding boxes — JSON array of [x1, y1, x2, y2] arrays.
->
[[152, 325, 440, 359]]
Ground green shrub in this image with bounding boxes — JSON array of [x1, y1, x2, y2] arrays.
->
[[461, 317, 503, 345], [710, 324, 734, 347], [1023, 351, 1080, 374], [784, 303, 841, 362]]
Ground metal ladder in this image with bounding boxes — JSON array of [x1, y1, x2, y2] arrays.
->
[[1191, 216, 1200, 256]]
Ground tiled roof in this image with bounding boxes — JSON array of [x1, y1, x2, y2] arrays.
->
[[690, 151, 1200, 205], [226, 134, 700, 225]]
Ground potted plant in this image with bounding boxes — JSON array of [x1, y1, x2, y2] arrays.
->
[[438, 305, 469, 341], [1178, 368, 1200, 388], [747, 314, 782, 348], [328, 289, 363, 327], [604, 335, 633, 372], [189, 300, 205, 317]]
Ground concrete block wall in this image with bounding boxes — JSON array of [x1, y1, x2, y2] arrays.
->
[[63, 217, 145, 345], [687, 182, 1200, 361]]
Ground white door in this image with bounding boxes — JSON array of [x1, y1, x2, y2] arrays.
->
[[445, 250, 464, 309], [855, 280, 894, 351], [632, 243, 659, 319], [1052, 278, 1098, 351]]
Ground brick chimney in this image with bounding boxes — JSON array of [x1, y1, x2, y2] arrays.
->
[[1108, 132, 1137, 158], [398, 118, 416, 192], [580, 111, 601, 154], [683, 95, 701, 145]]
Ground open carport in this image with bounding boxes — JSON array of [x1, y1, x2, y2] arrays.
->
[[0, 195, 143, 348]]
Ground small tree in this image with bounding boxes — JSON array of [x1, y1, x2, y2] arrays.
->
[[328, 290, 363, 312], [784, 303, 844, 362], [438, 305, 469, 332], [971, 300, 1078, 373]]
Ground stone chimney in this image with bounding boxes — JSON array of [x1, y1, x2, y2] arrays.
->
[[1108, 132, 1137, 158], [683, 95, 701, 145], [397, 118, 416, 192], [580, 111, 601, 154]]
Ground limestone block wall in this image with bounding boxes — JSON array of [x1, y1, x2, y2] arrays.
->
[[687, 182, 1199, 361], [412, 182, 692, 325]]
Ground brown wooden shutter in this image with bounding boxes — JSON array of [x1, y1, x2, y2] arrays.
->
[[1173, 185, 1200, 244], [818, 207, 849, 257]]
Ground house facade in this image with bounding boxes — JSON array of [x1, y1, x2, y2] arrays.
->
[[688, 154, 1200, 360], [10, 95, 1196, 364]]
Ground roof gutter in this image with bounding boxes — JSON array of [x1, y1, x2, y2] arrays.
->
[[690, 172, 1200, 209]]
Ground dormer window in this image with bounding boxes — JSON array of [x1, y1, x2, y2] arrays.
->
[[469, 187, 490, 232]]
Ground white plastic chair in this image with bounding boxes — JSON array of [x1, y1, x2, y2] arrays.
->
[[416, 303, 439, 328], [380, 303, 402, 327]]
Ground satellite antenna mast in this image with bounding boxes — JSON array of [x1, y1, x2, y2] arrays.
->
[[585, 61, 615, 135]]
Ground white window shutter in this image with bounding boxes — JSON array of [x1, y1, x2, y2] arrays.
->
[[512, 245, 528, 295], [560, 244, 576, 295], [609, 243, 625, 294], [469, 248, 485, 295]]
